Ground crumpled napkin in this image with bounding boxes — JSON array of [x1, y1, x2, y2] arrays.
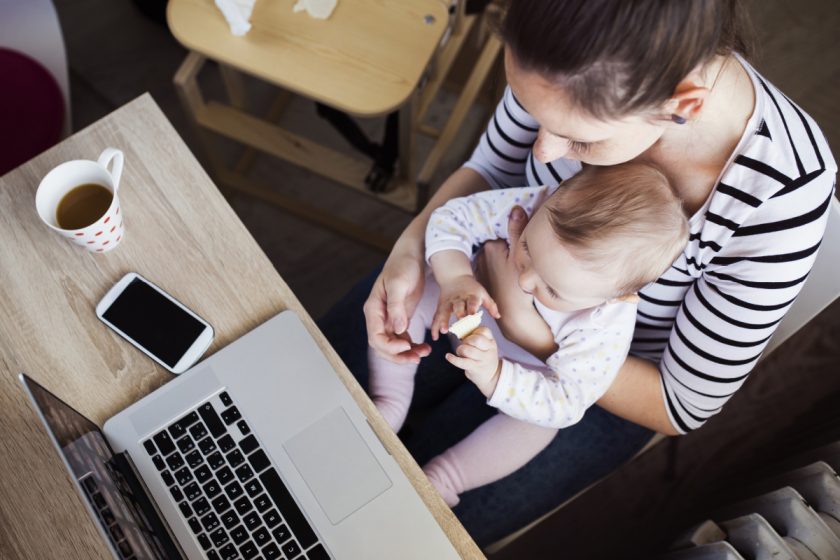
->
[[293, 0, 337, 20], [215, 0, 257, 36]]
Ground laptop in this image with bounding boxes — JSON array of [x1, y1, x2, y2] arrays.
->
[[20, 310, 460, 560]]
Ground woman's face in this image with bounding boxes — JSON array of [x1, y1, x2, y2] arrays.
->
[[505, 49, 667, 166]]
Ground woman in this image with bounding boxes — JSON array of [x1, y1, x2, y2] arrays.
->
[[319, 0, 836, 546]]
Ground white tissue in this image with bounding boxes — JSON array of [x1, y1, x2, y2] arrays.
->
[[293, 0, 337, 20], [215, 0, 257, 36]]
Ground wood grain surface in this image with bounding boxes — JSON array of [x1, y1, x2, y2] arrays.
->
[[0, 94, 482, 559], [167, 0, 448, 116]]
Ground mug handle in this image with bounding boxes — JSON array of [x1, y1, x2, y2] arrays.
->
[[98, 148, 124, 191]]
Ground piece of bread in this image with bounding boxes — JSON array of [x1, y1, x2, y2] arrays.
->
[[449, 310, 483, 339]]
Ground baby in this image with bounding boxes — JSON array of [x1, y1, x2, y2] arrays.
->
[[368, 162, 688, 506]]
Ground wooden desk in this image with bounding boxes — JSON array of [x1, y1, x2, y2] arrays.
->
[[167, 0, 501, 250], [0, 95, 483, 559]]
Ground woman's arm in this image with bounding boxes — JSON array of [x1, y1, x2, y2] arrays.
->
[[597, 357, 681, 435], [364, 167, 491, 363]]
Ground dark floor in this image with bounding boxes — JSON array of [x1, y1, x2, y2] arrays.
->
[[50, 0, 840, 558]]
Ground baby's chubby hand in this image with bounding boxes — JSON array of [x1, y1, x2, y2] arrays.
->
[[445, 327, 502, 398], [431, 275, 501, 340]]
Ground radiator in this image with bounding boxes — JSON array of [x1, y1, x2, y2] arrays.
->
[[660, 442, 840, 560]]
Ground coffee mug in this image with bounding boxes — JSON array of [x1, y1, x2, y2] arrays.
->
[[35, 148, 125, 253]]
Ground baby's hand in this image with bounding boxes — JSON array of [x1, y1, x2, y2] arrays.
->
[[432, 275, 500, 340], [445, 327, 502, 398]]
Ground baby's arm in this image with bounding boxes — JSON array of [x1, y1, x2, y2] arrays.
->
[[429, 250, 499, 339], [487, 303, 638, 428]]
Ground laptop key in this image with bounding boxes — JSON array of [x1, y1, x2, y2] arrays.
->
[[187, 517, 202, 535], [207, 550, 220, 560], [235, 464, 254, 483], [262, 542, 282, 560], [197, 532, 212, 551], [225, 481, 244, 500], [307, 543, 329, 560], [243, 511, 261, 531], [239, 540, 259, 560], [153, 431, 176, 456], [160, 469, 175, 487], [248, 450, 270, 473], [227, 449, 245, 469], [203, 479, 222, 499], [263, 509, 281, 529], [219, 391, 233, 407], [208, 452, 225, 470], [201, 511, 220, 532], [193, 497, 211, 517], [217, 466, 234, 485], [237, 420, 250, 435], [254, 494, 271, 513], [184, 482, 202, 501], [170, 411, 199, 439], [219, 543, 238, 560], [230, 524, 249, 545], [210, 526, 230, 547], [233, 496, 252, 516], [244, 480, 262, 498], [198, 436, 217, 456], [282, 540, 301, 558], [195, 465, 212, 484], [165, 451, 184, 471], [239, 435, 258, 455], [252, 527, 271, 547], [178, 500, 192, 518], [186, 450, 203, 468], [198, 403, 226, 438], [170, 486, 184, 503], [152, 455, 166, 471], [220, 508, 238, 530], [218, 434, 236, 453], [271, 524, 291, 544], [259, 469, 317, 548], [176, 436, 195, 454], [143, 439, 156, 456], [213, 494, 232, 514], [174, 467, 193, 486], [189, 422, 208, 441], [221, 406, 241, 425]]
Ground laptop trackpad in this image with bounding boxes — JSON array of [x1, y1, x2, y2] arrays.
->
[[284, 408, 392, 525]]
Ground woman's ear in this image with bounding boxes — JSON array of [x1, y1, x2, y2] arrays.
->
[[665, 79, 710, 123]]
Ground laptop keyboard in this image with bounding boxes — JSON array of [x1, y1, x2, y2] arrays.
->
[[143, 391, 330, 560]]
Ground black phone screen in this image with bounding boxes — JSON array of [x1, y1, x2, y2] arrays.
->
[[102, 278, 206, 368]]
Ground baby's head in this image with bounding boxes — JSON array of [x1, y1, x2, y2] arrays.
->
[[514, 162, 688, 312]]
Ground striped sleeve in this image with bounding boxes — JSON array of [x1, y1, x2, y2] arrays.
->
[[659, 172, 835, 433], [462, 86, 539, 188]]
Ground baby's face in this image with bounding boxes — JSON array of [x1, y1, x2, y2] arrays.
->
[[513, 207, 621, 312]]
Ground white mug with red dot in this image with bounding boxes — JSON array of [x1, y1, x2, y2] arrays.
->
[[35, 148, 125, 253]]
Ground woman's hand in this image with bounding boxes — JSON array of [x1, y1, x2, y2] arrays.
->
[[475, 207, 558, 361], [363, 251, 431, 365]]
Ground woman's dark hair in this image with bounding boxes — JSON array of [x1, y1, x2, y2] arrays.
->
[[501, 0, 754, 119]]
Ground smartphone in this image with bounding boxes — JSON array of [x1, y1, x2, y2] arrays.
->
[[96, 272, 214, 374]]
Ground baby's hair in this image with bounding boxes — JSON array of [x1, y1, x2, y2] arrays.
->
[[544, 162, 689, 295]]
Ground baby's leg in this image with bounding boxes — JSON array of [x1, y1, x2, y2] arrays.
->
[[423, 413, 558, 506], [367, 277, 439, 432]]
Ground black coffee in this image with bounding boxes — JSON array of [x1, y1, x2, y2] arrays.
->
[[56, 183, 113, 230]]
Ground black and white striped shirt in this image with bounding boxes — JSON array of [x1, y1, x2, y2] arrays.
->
[[463, 57, 837, 433]]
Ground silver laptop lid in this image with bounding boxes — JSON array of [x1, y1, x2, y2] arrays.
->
[[19, 373, 183, 560]]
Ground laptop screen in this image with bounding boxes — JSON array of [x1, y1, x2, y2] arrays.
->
[[21, 374, 181, 559]]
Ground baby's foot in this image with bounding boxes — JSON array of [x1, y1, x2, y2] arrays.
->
[[423, 456, 461, 507]]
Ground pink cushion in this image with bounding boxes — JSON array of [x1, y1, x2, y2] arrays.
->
[[0, 47, 65, 176]]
